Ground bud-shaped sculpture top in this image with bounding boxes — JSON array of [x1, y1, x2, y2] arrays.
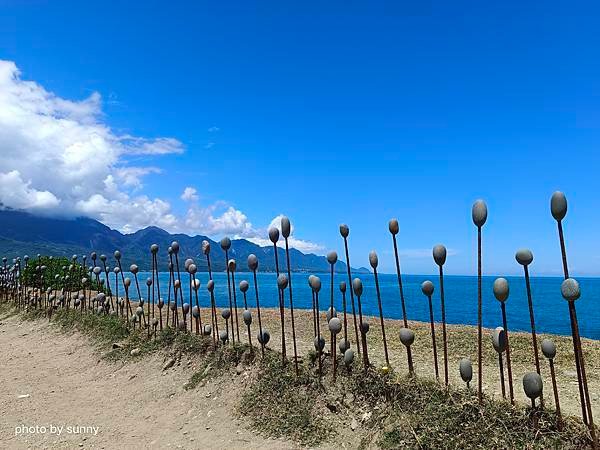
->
[[202, 240, 210, 255], [207, 279, 215, 292], [515, 248, 533, 266], [100, 254, 107, 262], [493, 277, 509, 302], [247, 254, 258, 271], [327, 251, 338, 265], [188, 263, 197, 275], [268, 226, 279, 244], [352, 278, 363, 297], [561, 278, 580, 302], [492, 327, 507, 353], [281, 216, 291, 238], [130, 264, 139, 275], [339, 281, 347, 293], [239, 280, 249, 293], [541, 339, 556, 359], [146, 277, 153, 286], [91, 252, 97, 261], [369, 251, 378, 269], [308, 274, 316, 288], [228, 259, 236, 272], [399, 327, 415, 347], [150, 244, 159, 254], [277, 274, 288, 290], [421, 280, 434, 297], [184, 258, 194, 271], [171, 241, 180, 253], [551, 191, 567, 221], [523, 372, 543, 400], [388, 218, 399, 235], [220, 237, 231, 251], [124, 277, 131, 287], [339, 224, 349, 238], [168, 246, 173, 255], [459, 358, 473, 383], [311, 276, 322, 293], [472, 199, 488, 228], [433, 244, 447, 266]]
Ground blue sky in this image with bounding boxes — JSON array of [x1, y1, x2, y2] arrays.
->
[[1, 1, 599, 276]]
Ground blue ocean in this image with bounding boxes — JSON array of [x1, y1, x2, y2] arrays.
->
[[109, 272, 599, 340]]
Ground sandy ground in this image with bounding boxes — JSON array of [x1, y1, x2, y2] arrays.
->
[[1, 302, 599, 449], [0, 314, 296, 450]]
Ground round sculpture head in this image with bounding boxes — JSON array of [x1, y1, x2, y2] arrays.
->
[[459, 358, 473, 383], [146, 277, 152, 286], [130, 264, 139, 275], [207, 280, 215, 292], [100, 254, 107, 262], [277, 274, 288, 290], [388, 218, 399, 235], [184, 258, 194, 271], [113, 250, 122, 262], [219, 330, 229, 343], [329, 317, 342, 334], [561, 278, 580, 302], [239, 280, 249, 293], [338, 338, 350, 353], [92, 266, 101, 276], [281, 216, 291, 238], [314, 335, 326, 352], [157, 298, 164, 309], [311, 276, 322, 293], [150, 244, 159, 254], [193, 279, 201, 291], [91, 252, 97, 261], [201, 240, 210, 255], [339, 224, 349, 238], [491, 327, 506, 353], [326, 307, 337, 322], [220, 236, 231, 251], [352, 278, 363, 297], [113, 267, 120, 274], [221, 308, 231, 320], [493, 278, 509, 302], [227, 259, 236, 272], [541, 339, 557, 360], [551, 191, 567, 221], [421, 280, 434, 297], [399, 327, 415, 347], [515, 248, 534, 266], [369, 251, 378, 269], [135, 306, 144, 317], [182, 303, 190, 314], [247, 254, 258, 271], [268, 226, 279, 244], [433, 245, 447, 266], [243, 309, 252, 325], [327, 251, 338, 265], [203, 324, 212, 336], [257, 329, 270, 345], [188, 263, 197, 275], [339, 281, 347, 293], [171, 241, 180, 253], [472, 200, 488, 228], [124, 277, 131, 288], [192, 305, 200, 318], [360, 321, 370, 334], [344, 348, 355, 366], [522, 372, 543, 400]]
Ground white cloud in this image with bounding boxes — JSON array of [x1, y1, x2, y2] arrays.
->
[[205, 142, 215, 149], [181, 186, 199, 202], [207, 126, 219, 132], [243, 214, 325, 254], [0, 60, 322, 253]]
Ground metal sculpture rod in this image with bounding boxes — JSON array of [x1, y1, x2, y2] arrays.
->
[[221, 237, 235, 344], [311, 276, 323, 379], [228, 259, 239, 342], [516, 248, 543, 406], [269, 227, 286, 360], [352, 277, 369, 372], [389, 219, 413, 374], [281, 216, 299, 375], [551, 192, 593, 436], [248, 254, 265, 357], [202, 240, 218, 344], [472, 200, 487, 405], [433, 245, 449, 386], [493, 278, 514, 404], [340, 224, 361, 355], [542, 339, 562, 430], [369, 251, 390, 368], [421, 281, 439, 380]]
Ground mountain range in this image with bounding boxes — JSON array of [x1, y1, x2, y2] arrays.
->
[[0, 210, 369, 273]]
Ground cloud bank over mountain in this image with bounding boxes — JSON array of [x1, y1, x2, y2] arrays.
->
[[0, 60, 322, 253]]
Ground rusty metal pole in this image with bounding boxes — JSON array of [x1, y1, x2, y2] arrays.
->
[[472, 200, 488, 405]]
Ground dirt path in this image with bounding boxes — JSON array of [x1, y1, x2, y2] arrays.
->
[[0, 314, 295, 449]]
